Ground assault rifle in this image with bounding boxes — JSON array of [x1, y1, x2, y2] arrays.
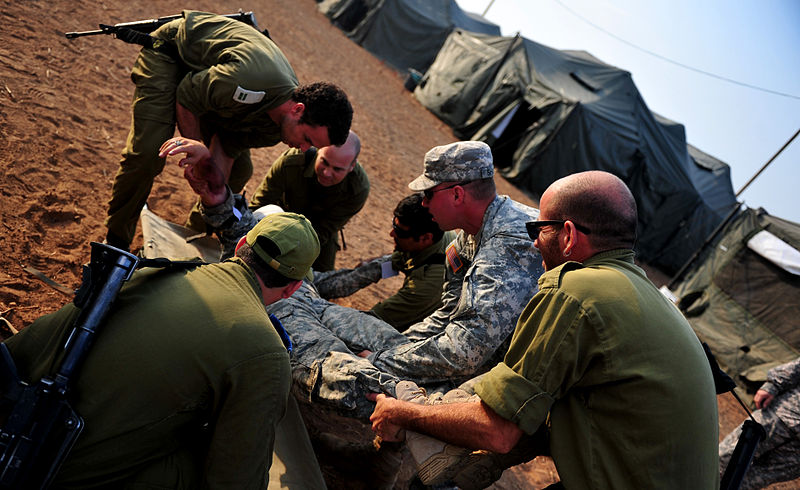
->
[[65, 10, 265, 41], [0, 243, 139, 489]]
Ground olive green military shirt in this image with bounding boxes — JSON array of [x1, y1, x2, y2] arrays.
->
[[249, 148, 370, 267], [4, 258, 290, 489], [172, 11, 298, 157], [371, 231, 455, 330], [476, 249, 720, 489]]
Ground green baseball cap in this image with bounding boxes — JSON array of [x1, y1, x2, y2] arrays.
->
[[245, 213, 320, 281]]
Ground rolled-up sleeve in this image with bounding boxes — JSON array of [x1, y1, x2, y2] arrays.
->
[[475, 362, 554, 435]]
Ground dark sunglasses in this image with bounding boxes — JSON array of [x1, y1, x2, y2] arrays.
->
[[422, 182, 467, 201], [392, 220, 417, 239], [526, 220, 591, 240]]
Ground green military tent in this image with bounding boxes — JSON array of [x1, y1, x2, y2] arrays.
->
[[318, 0, 500, 74], [414, 30, 738, 274], [671, 207, 800, 393], [316, 0, 380, 32]]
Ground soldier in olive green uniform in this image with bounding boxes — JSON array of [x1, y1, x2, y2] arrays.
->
[[105, 10, 352, 250], [315, 193, 456, 330], [163, 131, 367, 273], [248, 131, 369, 270], [3, 213, 320, 489]]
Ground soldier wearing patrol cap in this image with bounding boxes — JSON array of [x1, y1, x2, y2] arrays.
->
[[261, 141, 545, 420], [4, 213, 320, 488], [105, 10, 353, 252]]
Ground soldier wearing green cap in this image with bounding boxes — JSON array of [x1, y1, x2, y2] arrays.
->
[[3, 213, 320, 489]]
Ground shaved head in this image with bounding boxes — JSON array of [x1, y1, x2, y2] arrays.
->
[[544, 171, 637, 250]]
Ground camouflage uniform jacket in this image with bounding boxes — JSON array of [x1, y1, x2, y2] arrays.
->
[[199, 189, 260, 260], [314, 230, 457, 330], [367, 195, 543, 385], [761, 356, 800, 436], [719, 356, 800, 489]]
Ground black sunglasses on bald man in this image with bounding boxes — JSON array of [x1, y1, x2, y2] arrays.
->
[[526, 220, 591, 240]]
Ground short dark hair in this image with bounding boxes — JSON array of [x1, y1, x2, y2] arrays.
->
[[293, 82, 352, 146], [395, 193, 444, 242], [549, 173, 638, 250], [463, 177, 496, 201], [236, 242, 295, 288]]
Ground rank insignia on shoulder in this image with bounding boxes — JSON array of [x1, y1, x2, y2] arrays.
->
[[233, 86, 266, 104], [446, 243, 463, 273]]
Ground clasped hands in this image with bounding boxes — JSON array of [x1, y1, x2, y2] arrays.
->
[[159, 137, 227, 207]]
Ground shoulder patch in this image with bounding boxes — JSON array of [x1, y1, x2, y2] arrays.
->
[[233, 86, 266, 104], [445, 243, 463, 273]]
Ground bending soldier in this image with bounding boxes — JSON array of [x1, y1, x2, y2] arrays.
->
[[105, 10, 352, 251]]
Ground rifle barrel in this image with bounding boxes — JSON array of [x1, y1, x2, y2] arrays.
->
[[64, 29, 106, 39]]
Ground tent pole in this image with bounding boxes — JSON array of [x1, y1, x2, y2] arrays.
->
[[481, 0, 496, 17], [669, 127, 798, 291], [736, 127, 799, 197]]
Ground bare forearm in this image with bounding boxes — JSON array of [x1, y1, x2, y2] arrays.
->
[[207, 134, 235, 182], [176, 102, 203, 140], [371, 397, 522, 454], [176, 104, 234, 181]]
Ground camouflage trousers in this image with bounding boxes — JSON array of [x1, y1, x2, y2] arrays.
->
[[719, 389, 800, 489], [267, 281, 408, 419]]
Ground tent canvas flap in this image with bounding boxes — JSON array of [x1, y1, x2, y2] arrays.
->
[[747, 229, 800, 275]]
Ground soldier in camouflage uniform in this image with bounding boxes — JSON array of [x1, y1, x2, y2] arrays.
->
[[719, 356, 800, 489], [266, 141, 543, 419]]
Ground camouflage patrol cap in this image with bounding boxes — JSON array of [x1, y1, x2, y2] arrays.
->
[[408, 141, 494, 191], [245, 212, 320, 281]]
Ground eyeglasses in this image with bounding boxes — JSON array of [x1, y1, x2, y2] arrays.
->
[[422, 182, 467, 201], [526, 220, 591, 240], [392, 219, 417, 239]]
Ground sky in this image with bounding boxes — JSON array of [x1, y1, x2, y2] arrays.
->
[[457, 0, 800, 224]]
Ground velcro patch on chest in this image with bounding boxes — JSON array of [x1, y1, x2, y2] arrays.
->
[[233, 86, 265, 104], [445, 243, 463, 273]]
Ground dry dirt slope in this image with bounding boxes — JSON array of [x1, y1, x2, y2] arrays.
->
[[0, 0, 791, 489]]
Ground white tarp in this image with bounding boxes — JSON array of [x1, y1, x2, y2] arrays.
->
[[747, 229, 800, 276]]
